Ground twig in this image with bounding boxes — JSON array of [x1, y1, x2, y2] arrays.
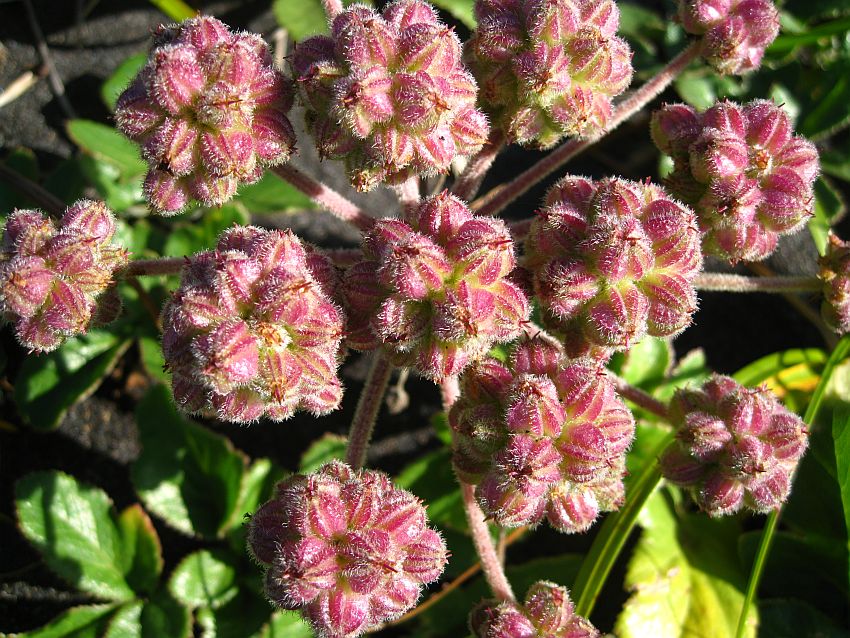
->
[[694, 272, 821, 293], [271, 165, 376, 232], [345, 352, 394, 469], [472, 43, 700, 217], [461, 482, 515, 602], [0, 162, 65, 216], [24, 0, 76, 120], [120, 257, 185, 277], [612, 376, 669, 419], [0, 70, 40, 109], [394, 175, 420, 217]]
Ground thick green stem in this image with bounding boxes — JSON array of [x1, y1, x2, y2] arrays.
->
[[345, 352, 394, 469]]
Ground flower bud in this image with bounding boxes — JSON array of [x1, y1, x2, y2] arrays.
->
[[819, 233, 850, 335], [652, 100, 819, 263], [471, 581, 599, 637], [115, 16, 296, 214], [0, 201, 128, 352], [248, 462, 448, 637], [161, 226, 344, 422], [525, 177, 702, 360], [468, 0, 633, 148], [450, 334, 634, 531], [293, 0, 489, 190], [343, 190, 529, 381], [660, 375, 808, 516]]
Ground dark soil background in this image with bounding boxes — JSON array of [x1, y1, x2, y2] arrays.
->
[[0, 0, 843, 635]]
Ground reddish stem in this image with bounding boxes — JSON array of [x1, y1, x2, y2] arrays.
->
[[451, 131, 506, 202], [272, 165, 375, 232], [472, 43, 700, 218], [345, 352, 394, 469], [612, 376, 669, 419], [120, 257, 185, 277], [694, 272, 821, 294]]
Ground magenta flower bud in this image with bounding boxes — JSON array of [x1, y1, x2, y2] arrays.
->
[[115, 16, 296, 214], [819, 233, 850, 335], [677, 0, 779, 74], [247, 462, 448, 637], [651, 100, 819, 263], [471, 581, 599, 638], [450, 334, 634, 532], [343, 190, 529, 381], [292, 0, 489, 190], [525, 176, 702, 360], [0, 201, 128, 352], [660, 375, 808, 516], [467, 0, 633, 148], [161, 226, 344, 423]]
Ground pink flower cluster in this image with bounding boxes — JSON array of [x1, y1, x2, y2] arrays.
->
[[819, 233, 850, 335], [678, 0, 780, 74], [660, 375, 808, 516], [470, 580, 599, 638], [450, 335, 634, 532], [0, 201, 127, 352], [248, 461, 447, 638], [161, 226, 344, 422], [652, 100, 819, 263], [524, 176, 702, 360], [468, 0, 632, 148], [115, 16, 296, 214], [344, 190, 529, 380], [292, 0, 489, 190]]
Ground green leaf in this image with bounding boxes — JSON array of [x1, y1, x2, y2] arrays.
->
[[430, 0, 476, 28], [169, 549, 239, 610], [231, 458, 285, 530], [67, 120, 146, 177], [396, 448, 467, 531], [257, 611, 314, 638], [78, 155, 144, 212], [138, 336, 170, 384], [759, 599, 850, 638], [132, 385, 247, 538], [798, 57, 850, 139], [18, 604, 117, 638], [101, 54, 147, 111], [14, 331, 132, 430], [832, 408, 850, 586], [139, 589, 191, 638], [149, 0, 196, 21], [610, 336, 672, 389], [768, 15, 850, 54], [615, 493, 756, 638], [272, 0, 330, 40], [163, 205, 250, 257], [0, 148, 40, 212], [733, 347, 826, 388], [821, 147, 850, 183], [15, 471, 135, 600], [651, 347, 711, 404], [104, 602, 143, 638], [117, 504, 163, 595], [235, 172, 317, 214], [300, 433, 347, 473], [809, 177, 847, 256]]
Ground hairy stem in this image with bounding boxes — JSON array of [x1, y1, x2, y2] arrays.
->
[[461, 482, 516, 602], [452, 131, 506, 202], [271, 165, 375, 232], [0, 163, 65, 217], [394, 175, 420, 217], [345, 351, 394, 469], [120, 257, 185, 277], [325, 247, 363, 267], [322, 0, 344, 20], [612, 376, 669, 419], [472, 42, 700, 217], [694, 272, 821, 293]]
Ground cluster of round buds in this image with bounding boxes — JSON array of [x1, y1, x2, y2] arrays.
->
[[450, 335, 634, 532], [291, 0, 489, 191], [0, 201, 128, 352], [248, 461, 448, 638], [470, 581, 599, 638], [818, 233, 850, 335], [524, 176, 702, 361], [468, 0, 633, 148], [161, 226, 344, 423], [660, 375, 808, 516], [652, 100, 819, 263], [677, 0, 780, 75], [115, 16, 296, 214], [344, 191, 529, 381]]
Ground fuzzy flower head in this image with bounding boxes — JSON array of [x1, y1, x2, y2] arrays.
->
[[652, 100, 819, 263], [524, 176, 702, 361], [660, 375, 808, 516], [0, 201, 128, 352], [161, 226, 344, 423], [819, 233, 850, 335], [450, 334, 635, 532], [468, 0, 633, 148], [115, 16, 296, 214], [292, 0, 489, 191], [470, 581, 599, 638], [678, 0, 780, 74], [343, 190, 529, 381], [248, 461, 448, 638]]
